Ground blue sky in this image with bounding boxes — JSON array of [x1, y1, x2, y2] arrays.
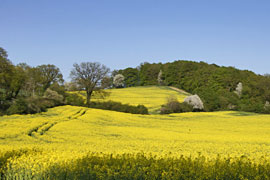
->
[[1, 0, 270, 80]]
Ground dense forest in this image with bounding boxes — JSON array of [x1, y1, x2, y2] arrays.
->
[[1, 46, 270, 115], [115, 61, 270, 113]]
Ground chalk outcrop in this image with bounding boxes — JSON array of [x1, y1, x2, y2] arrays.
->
[[184, 94, 204, 110]]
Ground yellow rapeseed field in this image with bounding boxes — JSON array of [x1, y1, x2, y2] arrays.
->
[[1, 86, 270, 178], [1, 105, 270, 158], [80, 86, 189, 113]]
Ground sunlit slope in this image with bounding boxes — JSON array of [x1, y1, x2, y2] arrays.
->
[[92, 86, 189, 113], [1, 105, 270, 159]]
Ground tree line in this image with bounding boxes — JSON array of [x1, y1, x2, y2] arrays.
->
[[0, 47, 147, 115], [1, 46, 270, 115], [114, 61, 270, 113]]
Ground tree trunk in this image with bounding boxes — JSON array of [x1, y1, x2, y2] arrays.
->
[[86, 90, 93, 107]]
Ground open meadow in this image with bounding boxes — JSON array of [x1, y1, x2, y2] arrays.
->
[[1, 87, 270, 179]]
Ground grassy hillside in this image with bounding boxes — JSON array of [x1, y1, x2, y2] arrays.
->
[[91, 86, 189, 113]]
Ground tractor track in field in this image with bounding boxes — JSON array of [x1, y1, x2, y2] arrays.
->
[[27, 108, 87, 137]]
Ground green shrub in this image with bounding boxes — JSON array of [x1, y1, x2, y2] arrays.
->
[[6, 96, 60, 115], [65, 93, 85, 106], [89, 101, 148, 114], [136, 105, 149, 114], [166, 96, 181, 112], [179, 102, 194, 112], [160, 96, 193, 114], [264, 105, 270, 114], [6, 98, 28, 115], [160, 106, 173, 114], [43, 88, 64, 105]]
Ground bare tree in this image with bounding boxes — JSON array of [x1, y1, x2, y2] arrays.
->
[[70, 62, 110, 106]]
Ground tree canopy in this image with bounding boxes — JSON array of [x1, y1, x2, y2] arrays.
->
[[115, 60, 270, 113]]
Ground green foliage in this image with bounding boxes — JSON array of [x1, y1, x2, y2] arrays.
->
[[2, 45, 270, 115], [89, 101, 148, 114], [6, 98, 28, 115], [0, 57, 26, 102], [43, 88, 64, 105], [179, 102, 194, 112], [160, 96, 193, 114], [0, 47, 65, 115], [117, 68, 140, 87], [66, 93, 85, 106], [49, 82, 66, 97], [6, 95, 61, 115], [118, 60, 270, 114], [139, 62, 161, 86], [36, 64, 64, 92], [264, 106, 270, 114]]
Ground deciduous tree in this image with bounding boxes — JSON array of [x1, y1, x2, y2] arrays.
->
[[36, 64, 64, 92], [70, 62, 110, 106]]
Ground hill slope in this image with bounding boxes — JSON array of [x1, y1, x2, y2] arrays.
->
[[116, 61, 270, 113], [90, 86, 189, 113]]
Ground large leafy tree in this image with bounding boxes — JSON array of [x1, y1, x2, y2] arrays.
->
[[0, 48, 26, 101], [70, 62, 110, 106], [118, 68, 139, 87], [36, 64, 64, 92], [0, 47, 8, 59], [0, 53, 13, 101]]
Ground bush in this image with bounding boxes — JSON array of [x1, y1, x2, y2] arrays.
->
[[89, 101, 148, 114], [66, 93, 85, 106], [6, 95, 60, 115], [43, 88, 64, 105], [136, 105, 149, 114], [26, 96, 54, 113], [166, 96, 181, 112], [179, 102, 194, 112], [26, 97, 44, 114], [160, 107, 173, 114], [160, 96, 193, 114], [6, 98, 28, 115]]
